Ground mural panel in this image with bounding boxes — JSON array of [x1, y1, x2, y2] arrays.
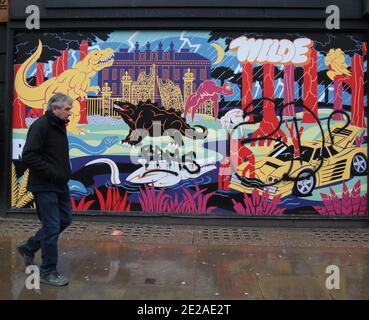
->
[[11, 31, 368, 217]]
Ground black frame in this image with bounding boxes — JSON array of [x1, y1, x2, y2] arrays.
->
[[1, 0, 369, 223]]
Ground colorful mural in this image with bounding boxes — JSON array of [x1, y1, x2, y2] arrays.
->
[[11, 31, 368, 216]]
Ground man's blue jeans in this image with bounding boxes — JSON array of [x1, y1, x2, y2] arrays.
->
[[24, 191, 72, 274]]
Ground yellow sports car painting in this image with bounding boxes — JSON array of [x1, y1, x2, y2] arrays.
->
[[230, 124, 368, 198]]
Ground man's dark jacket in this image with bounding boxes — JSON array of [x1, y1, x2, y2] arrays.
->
[[22, 110, 71, 192]]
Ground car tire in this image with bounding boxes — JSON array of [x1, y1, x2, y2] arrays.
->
[[351, 153, 368, 176], [292, 170, 316, 197]]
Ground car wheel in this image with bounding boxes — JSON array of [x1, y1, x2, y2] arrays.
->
[[293, 171, 316, 197], [351, 153, 367, 176]]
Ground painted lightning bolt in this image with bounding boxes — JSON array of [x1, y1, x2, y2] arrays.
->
[[128, 31, 140, 52], [178, 31, 201, 53]]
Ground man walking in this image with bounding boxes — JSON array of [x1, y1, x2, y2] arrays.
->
[[17, 93, 74, 286]]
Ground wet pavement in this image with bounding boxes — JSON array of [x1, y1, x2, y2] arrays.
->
[[0, 218, 369, 300]]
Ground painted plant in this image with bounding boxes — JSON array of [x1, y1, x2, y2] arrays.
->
[[313, 181, 367, 216]]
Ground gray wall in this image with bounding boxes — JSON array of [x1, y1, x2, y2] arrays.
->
[[0, 23, 6, 215]]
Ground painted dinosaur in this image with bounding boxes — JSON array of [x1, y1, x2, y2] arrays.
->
[[15, 40, 114, 135], [183, 80, 234, 121]]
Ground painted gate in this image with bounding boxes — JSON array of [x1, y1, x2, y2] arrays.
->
[[11, 31, 368, 217]]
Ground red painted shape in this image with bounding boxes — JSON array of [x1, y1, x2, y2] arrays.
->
[[52, 57, 62, 77], [218, 135, 256, 190], [13, 64, 27, 129], [334, 54, 366, 128], [52, 61, 57, 77], [302, 49, 318, 123], [251, 64, 287, 146], [332, 78, 345, 120], [350, 54, 366, 128], [238, 146, 255, 179], [33, 63, 45, 117], [79, 99, 88, 124], [78, 41, 89, 124], [218, 158, 231, 190], [62, 49, 68, 71], [80, 40, 88, 60], [36, 63, 44, 86], [52, 54, 65, 77], [283, 64, 295, 116], [57, 56, 63, 75], [285, 121, 304, 157], [218, 132, 231, 190], [242, 63, 254, 121]]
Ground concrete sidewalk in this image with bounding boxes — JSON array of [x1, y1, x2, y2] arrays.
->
[[0, 218, 368, 300]]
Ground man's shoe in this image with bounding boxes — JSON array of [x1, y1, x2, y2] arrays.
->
[[16, 241, 35, 267], [40, 271, 69, 286]]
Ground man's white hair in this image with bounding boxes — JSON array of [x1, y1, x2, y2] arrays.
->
[[47, 93, 73, 111]]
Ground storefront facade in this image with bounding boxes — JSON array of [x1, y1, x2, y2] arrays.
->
[[1, 0, 369, 223]]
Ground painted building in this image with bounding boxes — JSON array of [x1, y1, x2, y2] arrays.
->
[[98, 41, 211, 107]]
